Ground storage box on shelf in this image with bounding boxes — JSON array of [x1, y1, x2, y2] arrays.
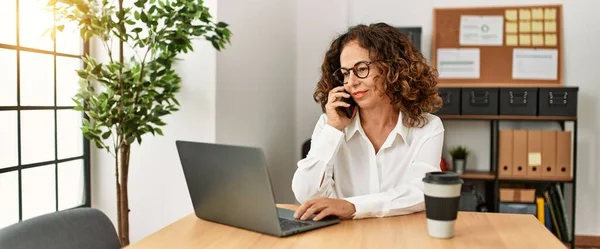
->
[[499, 88, 538, 116], [539, 87, 578, 116], [436, 87, 461, 115], [461, 88, 499, 115], [500, 188, 536, 203]]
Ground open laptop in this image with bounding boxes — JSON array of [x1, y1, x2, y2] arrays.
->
[[175, 140, 340, 237]]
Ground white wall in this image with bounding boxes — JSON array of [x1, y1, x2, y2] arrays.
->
[[216, 0, 297, 204], [561, 0, 600, 236], [295, 0, 600, 236], [295, 0, 349, 161], [91, 0, 218, 242]]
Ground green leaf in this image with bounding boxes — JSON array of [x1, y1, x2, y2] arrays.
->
[[140, 11, 148, 23], [118, 24, 127, 37], [134, 0, 145, 7], [211, 40, 220, 50], [95, 140, 104, 149], [92, 64, 102, 75], [164, 3, 173, 12], [56, 25, 65, 32], [156, 57, 168, 66], [82, 117, 90, 126], [102, 131, 111, 139], [155, 127, 163, 135], [134, 11, 140, 20], [216, 22, 228, 28], [132, 27, 142, 33], [77, 69, 88, 78], [126, 136, 135, 145]]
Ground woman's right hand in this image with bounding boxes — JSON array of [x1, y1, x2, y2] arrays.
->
[[326, 86, 355, 131]]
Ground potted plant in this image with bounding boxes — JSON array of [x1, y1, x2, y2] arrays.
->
[[449, 146, 469, 174], [48, 0, 231, 246]]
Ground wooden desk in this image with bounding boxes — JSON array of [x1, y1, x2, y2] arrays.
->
[[127, 204, 566, 249]]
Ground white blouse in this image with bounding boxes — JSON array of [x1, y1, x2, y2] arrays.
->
[[292, 111, 444, 219]]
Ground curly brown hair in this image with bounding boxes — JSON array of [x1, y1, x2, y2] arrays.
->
[[314, 23, 442, 128]]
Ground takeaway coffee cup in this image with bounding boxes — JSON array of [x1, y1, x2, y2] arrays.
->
[[422, 171, 464, 239]]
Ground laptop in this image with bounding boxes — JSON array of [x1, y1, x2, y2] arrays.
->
[[175, 140, 340, 237]]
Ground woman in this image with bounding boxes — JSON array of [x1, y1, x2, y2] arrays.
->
[[291, 23, 444, 221]]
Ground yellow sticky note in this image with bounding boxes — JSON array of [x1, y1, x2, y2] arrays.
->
[[532, 21, 543, 32], [505, 9, 518, 21], [520, 9, 531, 20], [506, 22, 518, 33], [528, 153, 542, 166], [532, 8, 544, 20], [545, 21, 557, 33], [520, 34, 531, 46], [544, 8, 557, 20], [545, 34, 557, 46], [532, 34, 544, 46], [519, 21, 531, 33], [506, 35, 518, 46]]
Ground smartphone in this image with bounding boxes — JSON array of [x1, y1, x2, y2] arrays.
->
[[339, 90, 356, 119]]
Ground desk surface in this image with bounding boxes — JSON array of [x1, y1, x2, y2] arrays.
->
[[127, 204, 566, 249]]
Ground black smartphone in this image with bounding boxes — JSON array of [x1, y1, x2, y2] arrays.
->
[[339, 90, 356, 119]]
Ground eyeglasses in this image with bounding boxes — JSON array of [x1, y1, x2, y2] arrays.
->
[[333, 61, 376, 84]]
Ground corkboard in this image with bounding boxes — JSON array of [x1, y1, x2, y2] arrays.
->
[[432, 5, 563, 87]]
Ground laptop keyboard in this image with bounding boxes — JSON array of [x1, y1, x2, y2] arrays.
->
[[279, 218, 311, 231]]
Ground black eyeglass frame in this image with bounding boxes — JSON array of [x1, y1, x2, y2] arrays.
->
[[332, 61, 378, 84]]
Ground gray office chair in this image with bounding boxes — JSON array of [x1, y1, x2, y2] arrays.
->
[[302, 139, 311, 159], [0, 207, 121, 249]]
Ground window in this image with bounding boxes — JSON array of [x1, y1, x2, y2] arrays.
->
[[0, 0, 90, 228]]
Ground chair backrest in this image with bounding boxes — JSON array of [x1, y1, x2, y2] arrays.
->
[[0, 208, 121, 249], [302, 139, 311, 159]]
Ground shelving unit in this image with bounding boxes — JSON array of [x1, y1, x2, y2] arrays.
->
[[439, 113, 578, 248], [460, 171, 495, 180]]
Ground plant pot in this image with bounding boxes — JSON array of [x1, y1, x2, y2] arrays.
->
[[453, 159, 466, 174]]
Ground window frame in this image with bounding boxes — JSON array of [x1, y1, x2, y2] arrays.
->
[[0, 0, 91, 224]]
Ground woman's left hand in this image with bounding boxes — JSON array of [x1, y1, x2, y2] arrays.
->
[[294, 197, 356, 221]]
